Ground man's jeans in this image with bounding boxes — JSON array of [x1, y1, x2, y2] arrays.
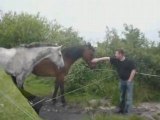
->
[[119, 80, 133, 113]]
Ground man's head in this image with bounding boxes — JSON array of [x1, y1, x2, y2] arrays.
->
[[115, 49, 125, 60]]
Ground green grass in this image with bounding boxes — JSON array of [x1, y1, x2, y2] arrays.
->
[[0, 70, 40, 120], [25, 75, 55, 96]]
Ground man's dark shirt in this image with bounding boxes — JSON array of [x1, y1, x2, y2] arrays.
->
[[110, 57, 136, 80]]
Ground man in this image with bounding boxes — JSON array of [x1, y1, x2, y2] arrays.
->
[[92, 49, 136, 114]]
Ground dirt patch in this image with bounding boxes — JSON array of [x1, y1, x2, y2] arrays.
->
[[39, 100, 160, 120], [39, 102, 87, 120]]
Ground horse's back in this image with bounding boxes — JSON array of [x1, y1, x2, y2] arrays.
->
[[0, 47, 16, 57], [0, 47, 17, 64]]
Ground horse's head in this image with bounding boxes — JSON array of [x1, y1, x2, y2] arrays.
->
[[49, 46, 64, 68], [82, 43, 95, 69]]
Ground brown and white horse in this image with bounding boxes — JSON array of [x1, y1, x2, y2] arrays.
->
[[17, 44, 95, 113]]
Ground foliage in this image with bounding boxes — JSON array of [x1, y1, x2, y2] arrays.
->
[[0, 11, 83, 48]]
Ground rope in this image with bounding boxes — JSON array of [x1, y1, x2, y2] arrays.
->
[[31, 68, 160, 107], [32, 76, 111, 107], [137, 72, 160, 78], [92, 68, 160, 78]]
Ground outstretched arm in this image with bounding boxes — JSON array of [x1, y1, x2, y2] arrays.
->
[[91, 57, 110, 63]]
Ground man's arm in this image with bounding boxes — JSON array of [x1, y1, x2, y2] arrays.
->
[[128, 69, 136, 82], [91, 57, 110, 63]]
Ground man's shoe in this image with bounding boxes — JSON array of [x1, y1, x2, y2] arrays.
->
[[114, 109, 123, 114]]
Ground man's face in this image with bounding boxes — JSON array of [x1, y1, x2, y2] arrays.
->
[[115, 51, 123, 60]]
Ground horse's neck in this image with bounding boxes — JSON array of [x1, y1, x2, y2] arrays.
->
[[31, 47, 52, 64], [63, 47, 84, 68], [0, 48, 16, 68]]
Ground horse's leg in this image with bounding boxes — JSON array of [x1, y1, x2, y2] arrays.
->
[[11, 75, 17, 85], [11, 75, 41, 114], [59, 78, 66, 106], [15, 74, 36, 101], [52, 79, 59, 105], [19, 88, 36, 100], [17, 75, 43, 114], [11, 75, 36, 100], [20, 87, 42, 114]]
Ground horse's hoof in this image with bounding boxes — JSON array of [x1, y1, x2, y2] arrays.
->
[[33, 106, 41, 114], [31, 97, 43, 114]]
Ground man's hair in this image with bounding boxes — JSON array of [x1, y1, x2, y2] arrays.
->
[[116, 49, 125, 55]]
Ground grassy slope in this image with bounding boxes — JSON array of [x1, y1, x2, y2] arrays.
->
[[0, 70, 40, 120]]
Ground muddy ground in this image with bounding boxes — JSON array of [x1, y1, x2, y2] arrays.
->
[[38, 100, 160, 120]]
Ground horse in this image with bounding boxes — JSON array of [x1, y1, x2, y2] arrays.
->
[[0, 45, 64, 98], [30, 43, 95, 110]]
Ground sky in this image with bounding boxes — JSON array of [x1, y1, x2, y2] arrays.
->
[[0, 0, 160, 44]]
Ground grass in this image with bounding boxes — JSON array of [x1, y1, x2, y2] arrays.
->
[[0, 70, 40, 120], [25, 75, 55, 96]]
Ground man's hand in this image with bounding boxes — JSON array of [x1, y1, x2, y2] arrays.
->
[[91, 58, 99, 63], [128, 69, 136, 82], [128, 79, 132, 82]]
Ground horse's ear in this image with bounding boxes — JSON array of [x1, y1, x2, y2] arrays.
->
[[57, 45, 62, 50], [87, 42, 92, 47]]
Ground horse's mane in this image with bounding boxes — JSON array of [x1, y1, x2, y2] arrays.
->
[[20, 42, 94, 51], [62, 44, 95, 60], [20, 42, 58, 48], [20, 43, 94, 60]]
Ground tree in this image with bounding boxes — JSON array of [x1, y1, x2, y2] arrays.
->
[[0, 12, 51, 47], [122, 24, 148, 49], [0, 11, 83, 48]]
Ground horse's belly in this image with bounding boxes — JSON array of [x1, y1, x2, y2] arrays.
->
[[32, 59, 57, 77]]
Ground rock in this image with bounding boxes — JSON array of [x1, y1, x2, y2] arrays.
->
[[88, 99, 99, 108], [99, 99, 110, 107], [155, 104, 160, 110], [85, 107, 93, 111], [52, 109, 58, 112], [99, 106, 108, 111]]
